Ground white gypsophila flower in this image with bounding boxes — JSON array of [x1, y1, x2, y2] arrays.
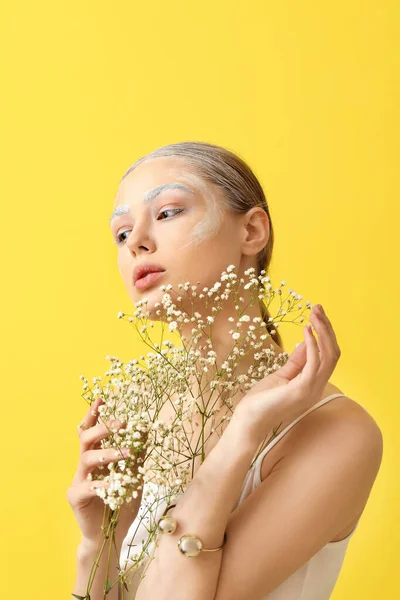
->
[[80, 263, 311, 581], [239, 315, 250, 322]]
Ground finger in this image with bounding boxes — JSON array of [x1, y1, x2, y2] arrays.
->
[[80, 418, 127, 452], [300, 323, 321, 383], [310, 308, 341, 378], [273, 341, 307, 383], [311, 306, 341, 357], [76, 446, 132, 483], [323, 310, 341, 355], [78, 396, 104, 437], [67, 479, 111, 507]]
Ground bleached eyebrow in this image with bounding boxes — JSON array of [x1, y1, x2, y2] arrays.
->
[[109, 182, 195, 224]]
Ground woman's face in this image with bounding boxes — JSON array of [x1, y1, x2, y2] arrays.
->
[[110, 157, 245, 320]]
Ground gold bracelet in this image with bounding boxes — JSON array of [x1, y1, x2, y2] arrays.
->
[[157, 502, 227, 558]]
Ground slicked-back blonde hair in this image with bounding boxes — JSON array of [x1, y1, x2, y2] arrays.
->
[[121, 141, 283, 349]]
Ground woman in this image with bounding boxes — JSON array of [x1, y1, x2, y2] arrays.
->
[[69, 141, 383, 600]]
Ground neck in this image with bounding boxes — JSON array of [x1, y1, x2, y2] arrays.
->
[[175, 295, 284, 415]]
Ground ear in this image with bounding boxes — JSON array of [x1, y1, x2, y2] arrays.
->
[[241, 207, 270, 256]]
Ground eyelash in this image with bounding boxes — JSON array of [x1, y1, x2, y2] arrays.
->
[[113, 207, 185, 246]]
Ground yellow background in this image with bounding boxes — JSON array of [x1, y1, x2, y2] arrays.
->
[[1, 1, 398, 598]]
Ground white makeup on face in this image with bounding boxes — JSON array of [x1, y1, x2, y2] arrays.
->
[[110, 173, 225, 250], [109, 182, 196, 225], [175, 173, 225, 250], [110, 204, 130, 221]]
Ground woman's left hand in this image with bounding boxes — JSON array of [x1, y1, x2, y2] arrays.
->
[[231, 304, 342, 444]]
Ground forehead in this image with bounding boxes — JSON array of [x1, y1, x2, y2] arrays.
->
[[117, 157, 214, 199], [111, 161, 217, 219], [119, 159, 202, 192]]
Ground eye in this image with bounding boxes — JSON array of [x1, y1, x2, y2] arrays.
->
[[113, 207, 185, 246]]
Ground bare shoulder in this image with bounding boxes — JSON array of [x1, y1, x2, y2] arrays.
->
[[259, 382, 383, 542], [261, 382, 382, 476], [283, 383, 384, 458], [304, 382, 383, 440]]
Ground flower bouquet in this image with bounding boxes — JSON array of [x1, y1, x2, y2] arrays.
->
[[73, 264, 313, 599]]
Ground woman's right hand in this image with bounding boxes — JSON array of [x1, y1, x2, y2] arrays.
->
[[67, 396, 145, 549]]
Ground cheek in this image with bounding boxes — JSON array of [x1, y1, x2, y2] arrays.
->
[[189, 214, 219, 246], [117, 254, 130, 280], [177, 201, 224, 250]]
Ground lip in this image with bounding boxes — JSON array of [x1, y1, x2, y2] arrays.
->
[[134, 270, 165, 291], [133, 263, 166, 284]]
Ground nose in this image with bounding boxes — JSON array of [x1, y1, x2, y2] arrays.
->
[[125, 219, 156, 256]]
